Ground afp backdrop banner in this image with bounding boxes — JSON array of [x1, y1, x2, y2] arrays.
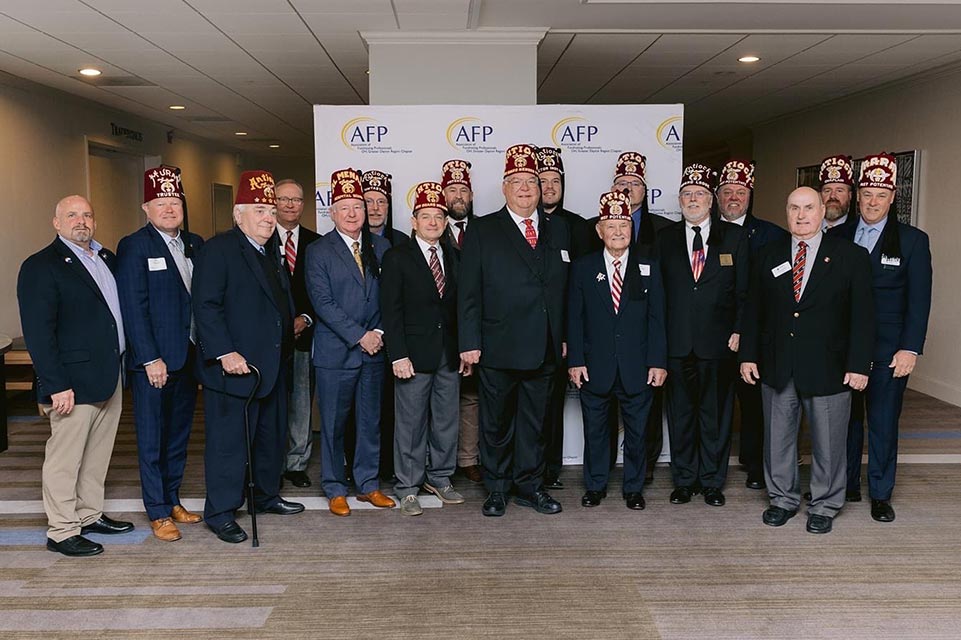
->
[[313, 104, 684, 234], [313, 104, 682, 464]]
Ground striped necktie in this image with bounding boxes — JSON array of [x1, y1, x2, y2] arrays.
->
[[523, 218, 537, 249], [284, 229, 296, 274], [352, 241, 364, 278], [793, 241, 807, 302], [428, 246, 445, 297], [691, 226, 705, 281], [611, 259, 623, 313]]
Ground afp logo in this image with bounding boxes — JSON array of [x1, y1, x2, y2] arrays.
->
[[657, 116, 683, 152], [315, 181, 332, 217], [551, 117, 598, 146], [341, 117, 389, 150], [447, 117, 493, 148]]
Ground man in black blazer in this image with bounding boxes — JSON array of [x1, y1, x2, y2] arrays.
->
[[193, 170, 304, 544], [18, 195, 134, 557], [116, 166, 204, 542], [715, 160, 790, 490], [659, 164, 749, 508], [273, 179, 321, 489], [459, 144, 570, 517], [440, 159, 482, 483], [832, 153, 932, 523], [568, 190, 668, 511], [741, 187, 874, 534], [381, 182, 466, 516]]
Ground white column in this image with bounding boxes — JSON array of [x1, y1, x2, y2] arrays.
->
[[362, 30, 546, 105]]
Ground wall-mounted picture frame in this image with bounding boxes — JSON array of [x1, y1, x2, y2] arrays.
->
[[796, 150, 920, 226]]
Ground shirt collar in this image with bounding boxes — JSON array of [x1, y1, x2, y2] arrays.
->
[[727, 214, 747, 226], [507, 206, 538, 230], [415, 234, 441, 257], [824, 213, 848, 230], [685, 217, 711, 233], [603, 248, 629, 268], [857, 215, 888, 234], [335, 229, 361, 251], [151, 224, 182, 245], [792, 230, 823, 253], [279, 224, 300, 241], [59, 235, 102, 258]]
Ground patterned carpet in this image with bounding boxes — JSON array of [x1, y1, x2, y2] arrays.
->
[[1, 388, 960, 639]]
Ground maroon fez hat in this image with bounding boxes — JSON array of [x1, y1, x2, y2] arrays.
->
[[412, 181, 448, 213], [536, 147, 564, 175], [679, 163, 717, 191], [717, 160, 755, 190], [598, 190, 632, 221], [143, 165, 184, 203], [858, 153, 897, 191], [441, 159, 472, 190], [361, 170, 392, 197], [504, 144, 538, 178], [819, 155, 855, 188], [614, 152, 646, 184], [235, 170, 275, 205], [330, 168, 364, 203]]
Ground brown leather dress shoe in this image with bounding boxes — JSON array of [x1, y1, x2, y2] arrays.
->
[[329, 496, 351, 517], [357, 490, 396, 509], [171, 505, 202, 524], [150, 518, 182, 542], [459, 465, 483, 483]]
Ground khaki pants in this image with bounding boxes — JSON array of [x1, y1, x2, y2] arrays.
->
[[41, 379, 122, 542]]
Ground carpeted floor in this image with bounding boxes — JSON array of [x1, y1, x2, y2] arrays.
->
[[1, 388, 960, 639]]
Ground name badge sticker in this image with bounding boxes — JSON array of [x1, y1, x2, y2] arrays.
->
[[719, 253, 733, 266], [560, 249, 570, 263], [771, 261, 792, 278], [638, 264, 651, 276], [147, 257, 167, 271], [881, 255, 901, 267]]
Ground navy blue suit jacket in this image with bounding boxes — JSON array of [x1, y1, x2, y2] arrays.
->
[[831, 216, 932, 361], [306, 230, 390, 370], [17, 237, 122, 404], [116, 224, 204, 371], [567, 250, 667, 395], [192, 227, 294, 398], [742, 213, 790, 255]]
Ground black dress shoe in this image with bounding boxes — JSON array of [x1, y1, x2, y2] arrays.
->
[[514, 491, 563, 515], [762, 506, 797, 527], [208, 520, 248, 543], [846, 490, 862, 503], [482, 492, 507, 517], [670, 486, 693, 504], [80, 515, 134, 535], [543, 476, 564, 490], [806, 513, 833, 534], [803, 491, 813, 501], [283, 470, 311, 488], [257, 499, 305, 515], [581, 490, 606, 507], [745, 471, 765, 490], [871, 499, 895, 522], [703, 487, 726, 507], [625, 492, 646, 510], [46, 535, 104, 557]]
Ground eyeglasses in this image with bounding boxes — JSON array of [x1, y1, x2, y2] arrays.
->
[[506, 178, 538, 189], [276, 196, 304, 205], [614, 180, 644, 189]]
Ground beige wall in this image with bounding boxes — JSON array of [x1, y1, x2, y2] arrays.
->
[[0, 71, 312, 337], [752, 66, 961, 406]]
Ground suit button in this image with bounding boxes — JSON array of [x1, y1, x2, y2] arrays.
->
[[275, 343, 280, 348], [793, 312, 799, 318], [437, 323, 442, 329], [789, 332, 794, 337], [693, 286, 698, 291]]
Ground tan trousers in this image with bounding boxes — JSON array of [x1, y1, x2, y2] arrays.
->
[[41, 379, 122, 542]]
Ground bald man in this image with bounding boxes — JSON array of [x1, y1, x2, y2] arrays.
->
[[739, 187, 874, 535], [17, 195, 134, 557]]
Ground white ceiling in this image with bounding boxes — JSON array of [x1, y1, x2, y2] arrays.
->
[[2, 0, 961, 157]]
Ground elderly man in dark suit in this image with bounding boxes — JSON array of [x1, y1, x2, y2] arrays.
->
[[659, 164, 749, 508], [116, 166, 204, 542], [741, 186, 874, 534], [193, 170, 305, 544], [381, 182, 466, 516], [715, 160, 790, 490], [18, 195, 134, 557], [272, 178, 321, 490], [568, 190, 667, 511], [459, 144, 571, 517], [306, 168, 395, 517], [831, 153, 932, 523]]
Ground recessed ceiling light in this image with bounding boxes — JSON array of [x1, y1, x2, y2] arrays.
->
[[269, 144, 280, 149], [168, 105, 186, 110], [738, 55, 761, 63], [235, 132, 248, 136], [79, 68, 102, 77]]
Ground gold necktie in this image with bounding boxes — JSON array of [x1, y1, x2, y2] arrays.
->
[[352, 241, 364, 277]]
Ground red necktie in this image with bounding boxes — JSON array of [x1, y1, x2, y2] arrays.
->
[[793, 241, 807, 302], [428, 246, 445, 297], [455, 221, 466, 248], [523, 218, 537, 249], [691, 225, 705, 281], [284, 230, 296, 275], [611, 259, 623, 313]]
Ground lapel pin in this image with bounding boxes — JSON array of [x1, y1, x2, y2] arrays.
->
[[596, 272, 606, 282], [64, 257, 72, 263], [824, 256, 831, 263]]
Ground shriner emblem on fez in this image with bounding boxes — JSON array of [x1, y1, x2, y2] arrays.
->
[[427, 191, 439, 203], [451, 169, 464, 181], [160, 178, 176, 194], [342, 181, 355, 194], [609, 201, 623, 216], [690, 169, 704, 182], [827, 167, 842, 181], [514, 156, 526, 168], [726, 169, 739, 182], [625, 162, 637, 174]]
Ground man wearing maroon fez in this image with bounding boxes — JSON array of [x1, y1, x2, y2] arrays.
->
[[535, 146, 592, 490], [715, 160, 789, 490], [459, 144, 571, 517], [830, 153, 932, 523], [441, 159, 474, 255], [381, 182, 466, 516], [440, 159, 482, 485], [819, 155, 856, 231], [192, 170, 305, 544], [116, 165, 205, 542], [658, 164, 749, 508], [568, 190, 667, 510], [306, 168, 395, 517]]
